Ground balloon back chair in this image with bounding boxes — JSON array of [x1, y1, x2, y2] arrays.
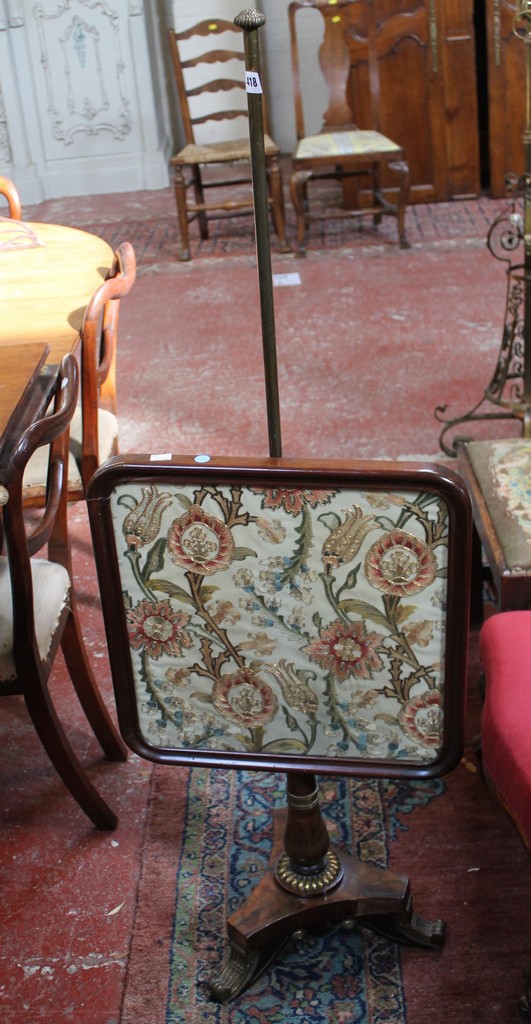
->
[[0, 175, 22, 219], [288, 0, 410, 255], [168, 19, 290, 261], [0, 355, 126, 830], [23, 241, 136, 506], [88, 453, 471, 998]]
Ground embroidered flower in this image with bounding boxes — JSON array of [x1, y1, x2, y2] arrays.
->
[[238, 631, 277, 655], [127, 599, 193, 659], [120, 485, 173, 550], [165, 666, 191, 687], [303, 619, 383, 682], [212, 669, 278, 727], [399, 690, 443, 747], [252, 487, 336, 515], [365, 530, 437, 596], [321, 505, 376, 571], [167, 505, 234, 575]]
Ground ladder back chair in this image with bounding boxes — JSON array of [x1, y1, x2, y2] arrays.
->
[[23, 240, 136, 506], [168, 19, 290, 261], [0, 355, 126, 830], [289, 0, 410, 255], [88, 452, 471, 998]]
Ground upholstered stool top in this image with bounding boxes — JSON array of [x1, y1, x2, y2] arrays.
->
[[295, 130, 402, 161], [466, 439, 531, 570]]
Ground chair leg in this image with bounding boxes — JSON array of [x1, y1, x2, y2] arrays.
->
[[61, 605, 128, 763], [192, 166, 209, 240], [173, 164, 192, 262], [266, 154, 291, 253], [23, 670, 118, 830], [390, 158, 411, 250], [290, 169, 312, 258]]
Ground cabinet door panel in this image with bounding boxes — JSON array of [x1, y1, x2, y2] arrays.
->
[[486, 0, 526, 197]]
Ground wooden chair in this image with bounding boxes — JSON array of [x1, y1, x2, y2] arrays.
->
[[88, 452, 471, 999], [0, 354, 127, 830], [0, 176, 22, 219], [23, 240, 137, 505], [168, 20, 291, 261], [288, 0, 410, 255]]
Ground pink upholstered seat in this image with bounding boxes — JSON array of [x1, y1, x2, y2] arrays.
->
[[480, 611, 531, 848]]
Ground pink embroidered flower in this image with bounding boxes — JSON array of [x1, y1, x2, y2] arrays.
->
[[167, 505, 234, 575], [252, 487, 336, 516], [365, 530, 437, 596], [212, 669, 278, 727], [127, 598, 193, 659], [399, 690, 443, 747], [303, 619, 383, 682]]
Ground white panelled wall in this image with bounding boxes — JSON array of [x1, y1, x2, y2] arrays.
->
[[0, 0, 323, 202]]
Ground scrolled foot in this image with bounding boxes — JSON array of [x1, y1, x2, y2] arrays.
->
[[358, 897, 445, 950], [209, 937, 288, 1003]]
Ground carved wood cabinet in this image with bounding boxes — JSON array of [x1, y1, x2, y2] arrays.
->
[[485, 0, 526, 197], [343, 0, 481, 203]]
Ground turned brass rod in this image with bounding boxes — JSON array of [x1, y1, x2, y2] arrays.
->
[[235, 9, 282, 458]]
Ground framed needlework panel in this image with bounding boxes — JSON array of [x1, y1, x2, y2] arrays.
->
[[88, 455, 471, 782]]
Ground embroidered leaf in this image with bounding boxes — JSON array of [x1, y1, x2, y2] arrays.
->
[[149, 579, 196, 605], [261, 738, 307, 754], [142, 537, 167, 581], [176, 492, 192, 509], [279, 505, 313, 586], [395, 603, 416, 624], [233, 546, 257, 560], [191, 691, 214, 704], [338, 598, 389, 628]]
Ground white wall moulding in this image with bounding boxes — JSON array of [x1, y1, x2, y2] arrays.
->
[[0, 0, 171, 201]]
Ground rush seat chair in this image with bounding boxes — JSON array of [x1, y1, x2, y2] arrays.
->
[[168, 19, 290, 260], [88, 453, 471, 997]]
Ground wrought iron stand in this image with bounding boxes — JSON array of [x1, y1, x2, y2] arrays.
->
[[436, 0, 531, 456]]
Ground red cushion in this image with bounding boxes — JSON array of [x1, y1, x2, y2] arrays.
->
[[480, 611, 531, 848]]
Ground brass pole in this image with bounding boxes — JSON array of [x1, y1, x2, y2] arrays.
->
[[234, 9, 282, 458]]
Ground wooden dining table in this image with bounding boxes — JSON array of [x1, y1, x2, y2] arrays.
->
[[0, 342, 57, 475], [0, 219, 113, 362]]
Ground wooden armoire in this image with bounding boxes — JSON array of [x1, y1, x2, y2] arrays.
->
[[340, 0, 526, 202]]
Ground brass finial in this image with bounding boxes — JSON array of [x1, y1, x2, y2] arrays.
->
[[234, 9, 266, 30]]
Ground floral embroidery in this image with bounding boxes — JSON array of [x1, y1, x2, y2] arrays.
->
[[321, 505, 376, 571], [212, 669, 278, 727], [365, 529, 437, 596], [127, 598, 193, 659], [252, 487, 336, 515], [303, 619, 384, 682], [167, 505, 234, 575], [399, 690, 443, 747], [111, 480, 451, 763], [120, 484, 173, 550]]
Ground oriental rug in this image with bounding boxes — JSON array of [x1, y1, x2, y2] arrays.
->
[[119, 635, 531, 1024]]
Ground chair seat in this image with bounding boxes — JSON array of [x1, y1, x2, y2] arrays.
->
[[172, 134, 279, 166], [294, 130, 403, 162], [480, 611, 531, 848], [465, 438, 531, 571], [23, 406, 118, 494], [0, 555, 69, 681]]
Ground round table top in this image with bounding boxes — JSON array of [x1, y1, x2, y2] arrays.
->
[[0, 220, 113, 363]]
